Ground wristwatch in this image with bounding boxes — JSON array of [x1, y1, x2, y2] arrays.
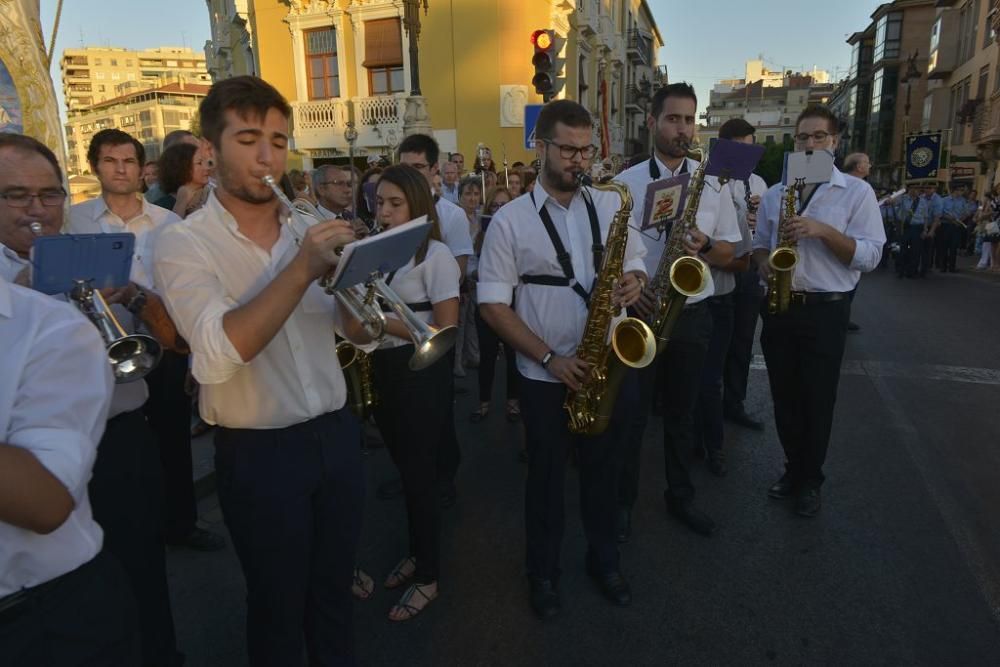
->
[[126, 288, 148, 315], [699, 236, 715, 257], [540, 350, 555, 369]]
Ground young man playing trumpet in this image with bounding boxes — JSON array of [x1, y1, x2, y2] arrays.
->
[[154, 76, 373, 665]]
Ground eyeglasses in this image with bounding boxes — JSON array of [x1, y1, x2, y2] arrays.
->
[[322, 180, 351, 187], [543, 140, 599, 161], [794, 131, 833, 143], [0, 190, 67, 208]]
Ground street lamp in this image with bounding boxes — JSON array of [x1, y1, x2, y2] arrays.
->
[[900, 50, 922, 184], [344, 121, 358, 215]]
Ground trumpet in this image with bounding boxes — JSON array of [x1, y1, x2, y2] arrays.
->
[[70, 280, 162, 383], [262, 175, 457, 371]]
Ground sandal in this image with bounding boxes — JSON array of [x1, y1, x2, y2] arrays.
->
[[505, 401, 521, 423], [384, 556, 416, 590], [469, 403, 490, 423], [388, 582, 438, 622], [351, 567, 374, 601]]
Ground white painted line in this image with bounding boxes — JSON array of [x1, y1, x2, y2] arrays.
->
[[750, 355, 1000, 387]]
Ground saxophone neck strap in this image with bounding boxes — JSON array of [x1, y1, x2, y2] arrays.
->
[[796, 183, 820, 216], [649, 155, 688, 181], [524, 189, 602, 305]]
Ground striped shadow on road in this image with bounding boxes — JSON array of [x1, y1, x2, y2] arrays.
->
[[750, 355, 1000, 386]]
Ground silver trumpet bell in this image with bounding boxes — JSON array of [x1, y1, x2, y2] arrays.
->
[[261, 175, 456, 369], [69, 280, 162, 383]]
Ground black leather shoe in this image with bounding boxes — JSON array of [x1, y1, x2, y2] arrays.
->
[[795, 487, 822, 517], [847, 320, 861, 332], [528, 578, 560, 619], [440, 482, 457, 509], [589, 571, 632, 607], [767, 474, 795, 499], [616, 507, 632, 543], [665, 496, 715, 536], [377, 478, 403, 500], [707, 452, 728, 477], [725, 408, 765, 431]]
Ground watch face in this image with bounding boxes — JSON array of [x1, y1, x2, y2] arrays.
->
[[911, 147, 934, 168]]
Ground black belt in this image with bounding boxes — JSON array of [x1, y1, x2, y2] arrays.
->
[[0, 568, 66, 619], [788, 291, 848, 306]]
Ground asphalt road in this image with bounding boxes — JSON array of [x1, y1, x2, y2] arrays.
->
[[167, 256, 1000, 666]]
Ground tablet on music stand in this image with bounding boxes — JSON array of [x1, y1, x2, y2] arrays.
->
[[783, 149, 835, 186], [325, 216, 432, 292], [31, 233, 135, 295], [641, 173, 689, 233], [705, 138, 766, 184]]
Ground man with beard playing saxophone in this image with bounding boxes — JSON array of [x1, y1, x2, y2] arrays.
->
[[753, 105, 884, 517], [615, 83, 742, 539], [479, 99, 646, 619]]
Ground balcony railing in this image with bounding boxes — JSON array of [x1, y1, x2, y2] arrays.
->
[[627, 29, 652, 66], [290, 95, 407, 154]]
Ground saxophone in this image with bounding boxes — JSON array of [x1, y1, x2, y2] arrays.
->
[[767, 179, 802, 315], [337, 341, 378, 420], [565, 176, 657, 436], [645, 150, 709, 354]]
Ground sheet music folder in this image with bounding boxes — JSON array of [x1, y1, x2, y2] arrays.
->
[[325, 216, 431, 292], [31, 233, 135, 295]]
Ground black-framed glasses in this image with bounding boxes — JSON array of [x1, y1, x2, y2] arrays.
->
[[794, 131, 832, 143], [543, 140, 599, 161], [0, 190, 67, 208], [321, 180, 351, 187]]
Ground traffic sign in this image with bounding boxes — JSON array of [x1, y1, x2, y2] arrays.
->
[[524, 104, 543, 150]]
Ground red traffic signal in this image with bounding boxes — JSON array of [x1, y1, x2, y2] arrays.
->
[[530, 29, 562, 101]]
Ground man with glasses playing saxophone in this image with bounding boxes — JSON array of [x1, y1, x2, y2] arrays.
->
[[753, 105, 885, 518], [479, 99, 646, 619], [154, 76, 374, 665]]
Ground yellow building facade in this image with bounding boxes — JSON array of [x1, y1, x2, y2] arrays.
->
[[246, 0, 663, 168]]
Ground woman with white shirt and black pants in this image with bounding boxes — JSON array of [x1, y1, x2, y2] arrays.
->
[[370, 165, 460, 622]]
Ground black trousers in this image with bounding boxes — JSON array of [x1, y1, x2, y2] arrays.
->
[[695, 294, 735, 455], [620, 304, 711, 506], [760, 298, 850, 489], [520, 371, 637, 581], [940, 224, 962, 271], [437, 348, 461, 488], [142, 350, 196, 542], [373, 344, 452, 584], [88, 409, 181, 667], [901, 225, 930, 277], [474, 307, 518, 403], [724, 271, 763, 415], [214, 409, 363, 667], [0, 550, 140, 666]]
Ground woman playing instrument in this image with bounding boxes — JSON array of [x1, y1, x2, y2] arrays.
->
[[470, 186, 520, 423], [370, 164, 460, 621]]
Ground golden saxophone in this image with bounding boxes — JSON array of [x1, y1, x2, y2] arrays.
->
[[767, 179, 802, 315], [645, 151, 709, 354], [337, 340, 377, 420], [565, 176, 657, 436]]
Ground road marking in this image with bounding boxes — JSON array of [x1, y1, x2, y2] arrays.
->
[[750, 356, 1000, 386]]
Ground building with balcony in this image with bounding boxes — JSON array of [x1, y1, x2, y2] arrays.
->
[[922, 0, 999, 192], [205, 0, 257, 81], [63, 82, 210, 176], [698, 60, 834, 148], [247, 0, 664, 170], [59, 46, 211, 114]]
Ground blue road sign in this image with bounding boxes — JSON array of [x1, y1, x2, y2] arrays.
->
[[524, 104, 543, 150]]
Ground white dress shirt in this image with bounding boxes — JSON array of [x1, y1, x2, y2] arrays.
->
[[753, 169, 886, 293], [0, 276, 113, 597], [0, 242, 29, 283], [713, 173, 766, 295], [154, 191, 354, 429], [436, 197, 475, 258], [615, 155, 742, 304], [478, 182, 647, 383], [378, 240, 460, 350], [440, 181, 460, 205], [68, 195, 181, 291]]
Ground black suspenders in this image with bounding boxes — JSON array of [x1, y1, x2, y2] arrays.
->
[[520, 190, 603, 305]]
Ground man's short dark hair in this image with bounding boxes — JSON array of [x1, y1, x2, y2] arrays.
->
[[0, 133, 62, 181], [535, 99, 592, 141], [718, 118, 756, 141], [398, 133, 440, 165], [199, 75, 292, 148], [163, 129, 197, 150], [650, 82, 698, 119], [87, 129, 145, 171], [795, 104, 839, 134]]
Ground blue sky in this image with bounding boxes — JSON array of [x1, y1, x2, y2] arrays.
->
[[40, 0, 884, 119]]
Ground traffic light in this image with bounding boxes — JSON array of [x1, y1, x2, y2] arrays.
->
[[531, 29, 565, 102]]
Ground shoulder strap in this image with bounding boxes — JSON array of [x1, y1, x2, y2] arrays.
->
[[529, 190, 592, 304], [649, 156, 688, 181]]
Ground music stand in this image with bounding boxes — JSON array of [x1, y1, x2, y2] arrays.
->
[[325, 216, 432, 292]]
